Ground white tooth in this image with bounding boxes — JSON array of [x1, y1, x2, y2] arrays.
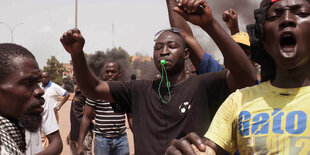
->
[[282, 47, 294, 53]]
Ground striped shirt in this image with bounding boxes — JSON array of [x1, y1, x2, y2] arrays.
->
[[86, 98, 126, 138]]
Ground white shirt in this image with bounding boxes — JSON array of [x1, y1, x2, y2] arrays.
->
[[40, 81, 67, 108]]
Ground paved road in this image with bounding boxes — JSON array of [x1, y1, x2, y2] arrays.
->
[[58, 94, 135, 154]]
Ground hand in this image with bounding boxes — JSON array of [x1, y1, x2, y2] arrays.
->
[[66, 135, 70, 145], [76, 145, 84, 155], [165, 132, 207, 155], [173, 0, 214, 27], [60, 28, 85, 55], [222, 9, 239, 34], [54, 105, 61, 112]]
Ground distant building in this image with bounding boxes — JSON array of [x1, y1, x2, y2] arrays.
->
[[62, 60, 73, 78]]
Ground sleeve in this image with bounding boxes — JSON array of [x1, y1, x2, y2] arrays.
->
[[54, 83, 67, 97], [41, 99, 59, 135], [107, 81, 132, 113], [85, 98, 97, 108], [197, 52, 223, 74], [203, 70, 230, 119], [204, 91, 240, 153]]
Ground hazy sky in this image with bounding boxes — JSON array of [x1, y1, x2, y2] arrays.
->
[[0, 0, 260, 68], [0, 0, 170, 68]]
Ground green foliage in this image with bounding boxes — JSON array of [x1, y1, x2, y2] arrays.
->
[[42, 56, 68, 85]]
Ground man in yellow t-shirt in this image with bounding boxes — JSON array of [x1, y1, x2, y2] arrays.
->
[[206, 81, 310, 154], [165, 0, 310, 154]]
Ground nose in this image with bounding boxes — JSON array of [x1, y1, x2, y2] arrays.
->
[[107, 72, 113, 76], [160, 45, 170, 56], [33, 87, 44, 97], [279, 10, 296, 29]]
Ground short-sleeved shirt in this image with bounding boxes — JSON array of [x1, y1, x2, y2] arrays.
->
[[86, 99, 126, 138], [197, 52, 223, 74], [205, 81, 310, 154], [41, 81, 67, 108], [108, 70, 229, 155]]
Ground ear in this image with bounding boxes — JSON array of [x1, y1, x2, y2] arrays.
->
[[184, 48, 190, 60], [118, 71, 122, 77]]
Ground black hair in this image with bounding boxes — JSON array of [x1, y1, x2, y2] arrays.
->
[[0, 43, 35, 83], [247, 0, 310, 82], [100, 60, 121, 76]]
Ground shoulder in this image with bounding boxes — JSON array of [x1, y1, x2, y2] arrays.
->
[[197, 69, 227, 81]]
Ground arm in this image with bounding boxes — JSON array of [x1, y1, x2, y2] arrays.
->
[[36, 131, 63, 155], [174, 0, 256, 92], [56, 93, 70, 111], [77, 104, 94, 155], [166, 0, 221, 71], [165, 132, 225, 155], [60, 29, 114, 102], [126, 113, 133, 132], [222, 9, 240, 35]]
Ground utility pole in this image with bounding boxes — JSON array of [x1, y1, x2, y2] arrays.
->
[[0, 22, 24, 43], [112, 23, 115, 48], [75, 0, 78, 28]]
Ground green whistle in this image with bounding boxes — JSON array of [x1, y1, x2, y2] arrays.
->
[[160, 60, 166, 65]]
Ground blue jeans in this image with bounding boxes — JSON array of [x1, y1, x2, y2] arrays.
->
[[94, 133, 129, 155]]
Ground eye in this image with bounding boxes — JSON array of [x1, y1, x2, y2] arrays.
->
[[266, 10, 283, 21], [296, 11, 310, 18], [24, 79, 40, 87], [168, 42, 178, 49], [154, 44, 163, 50], [266, 14, 281, 21]]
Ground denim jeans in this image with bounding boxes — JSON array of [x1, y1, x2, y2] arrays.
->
[[94, 133, 129, 155]]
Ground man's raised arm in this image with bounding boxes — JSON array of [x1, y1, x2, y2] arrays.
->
[[60, 29, 114, 102], [166, 0, 222, 73], [174, 0, 256, 91]]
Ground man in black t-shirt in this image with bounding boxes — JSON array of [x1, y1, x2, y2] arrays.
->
[[60, 1, 256, 154]]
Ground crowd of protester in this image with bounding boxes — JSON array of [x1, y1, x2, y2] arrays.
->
[[0, 0, 309, 154]]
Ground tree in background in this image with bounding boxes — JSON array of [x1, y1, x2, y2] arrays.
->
[[42, 56, 68, 85], [87, 47, 131, 81]]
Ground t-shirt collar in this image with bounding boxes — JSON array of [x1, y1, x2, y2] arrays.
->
[[42, 80, 52, 88]]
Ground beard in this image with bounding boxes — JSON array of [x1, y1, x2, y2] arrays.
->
[[18, 114, 42, 132]]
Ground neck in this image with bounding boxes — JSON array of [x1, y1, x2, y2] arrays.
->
[[43, 80, 49, 87], [165, 70, 187, 87], [271, 62, 310, 88]]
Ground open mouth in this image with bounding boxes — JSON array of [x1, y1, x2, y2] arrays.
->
[[280, 33, 296, 54]]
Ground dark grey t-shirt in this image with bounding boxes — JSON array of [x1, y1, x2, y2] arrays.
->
[[108, 70, 229, 155]]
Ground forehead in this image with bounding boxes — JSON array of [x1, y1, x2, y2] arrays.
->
[[104, 62, 119, 70], [155, 31, 184, 44], [269, 0, 309, 10], [9, 57, 40, 79], [41, 72, 48, 77]]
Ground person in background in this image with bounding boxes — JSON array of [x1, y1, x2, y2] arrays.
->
[[77, 61, 132, 155], [67, 74, 93, 155], [40, 71, 70, 149]]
